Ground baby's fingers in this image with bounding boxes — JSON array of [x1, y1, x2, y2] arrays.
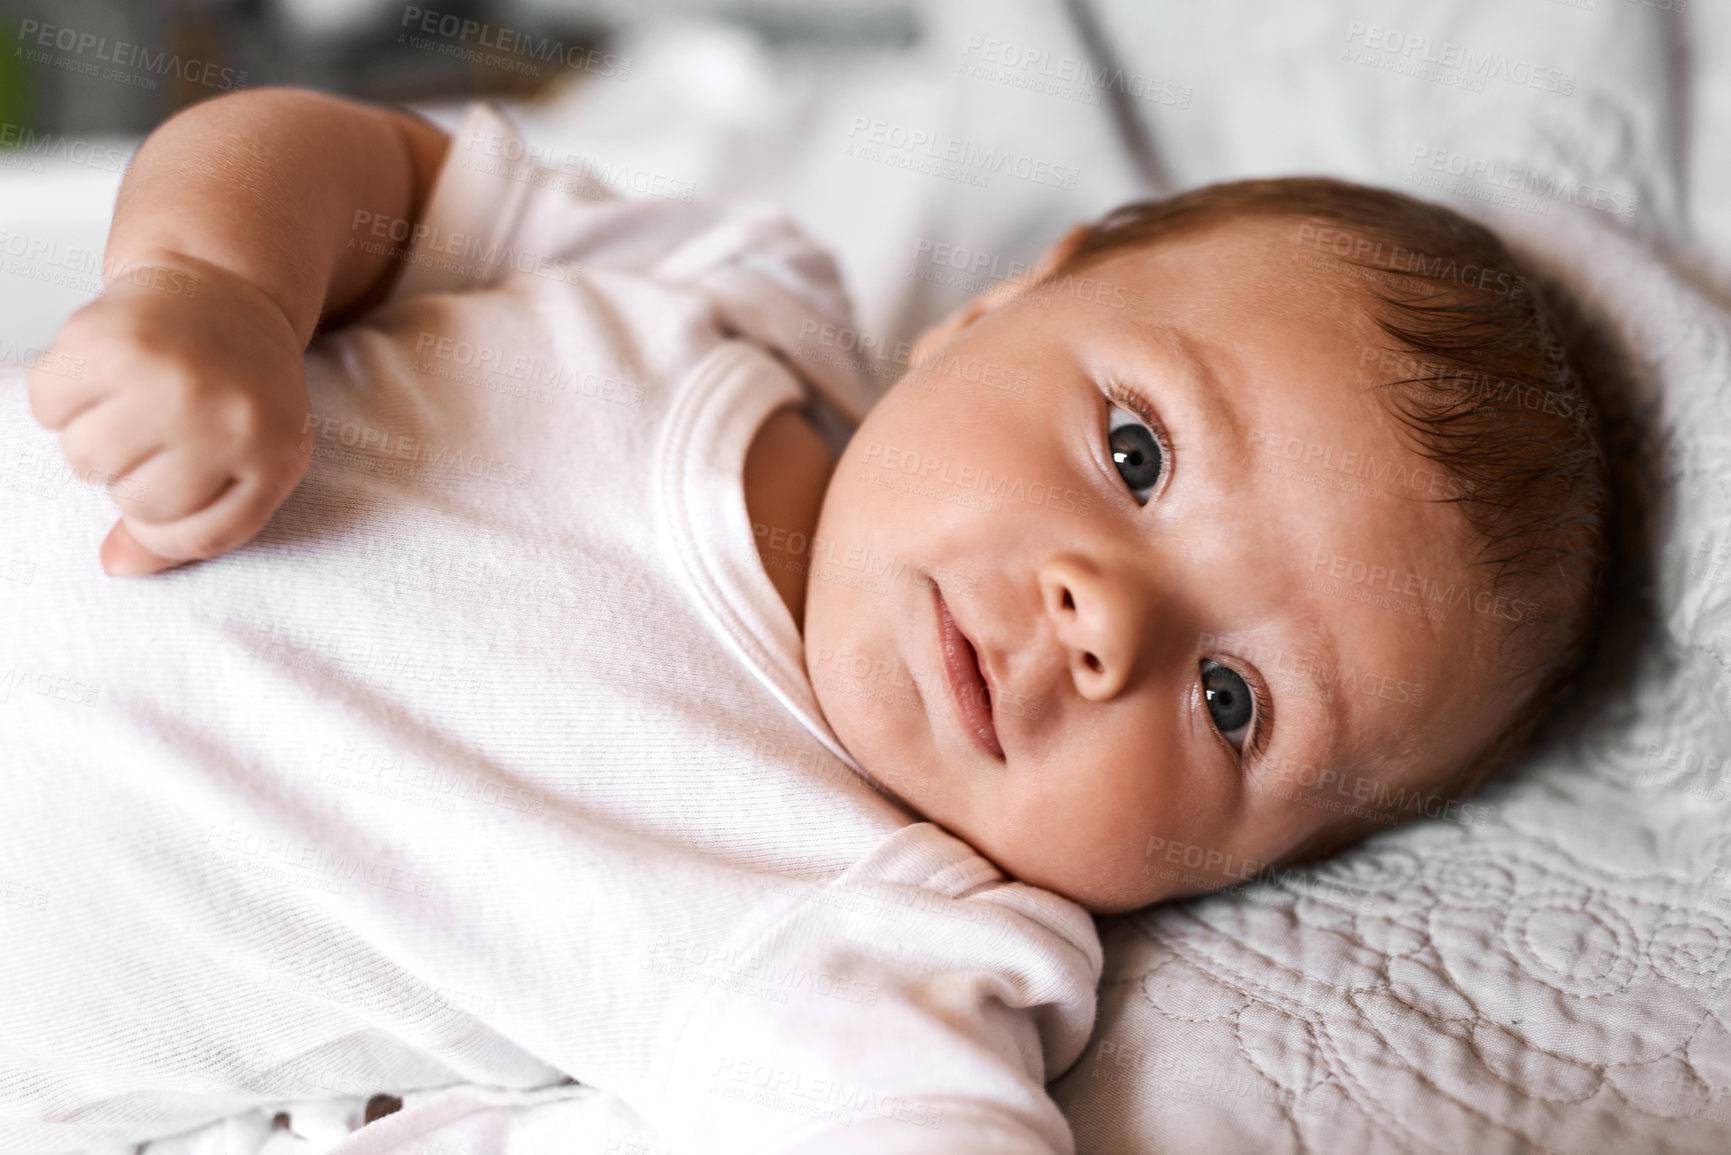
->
[[119, 447, 235, 527], [55, 397, 163, 489], [26, 358, 108, 431], [24, 302, 119, 429], [108, 472, 268, 573], [100, 520, 183, 578]]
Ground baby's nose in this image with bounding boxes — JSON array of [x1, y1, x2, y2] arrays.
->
[[1037, 555, 1141, 701]]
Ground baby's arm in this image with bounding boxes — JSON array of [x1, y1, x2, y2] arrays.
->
[[26, 87, 449, 576]]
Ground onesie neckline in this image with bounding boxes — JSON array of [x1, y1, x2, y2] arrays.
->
[[652, 340, 865, 773]]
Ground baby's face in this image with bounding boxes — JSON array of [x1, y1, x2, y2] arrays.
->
[[803, 218, 1509, 913]]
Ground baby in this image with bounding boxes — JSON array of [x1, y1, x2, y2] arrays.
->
[[800, 185, 1606, 911], [5, 85, 1607, 1152]]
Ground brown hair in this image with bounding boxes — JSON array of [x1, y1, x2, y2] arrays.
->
[[1041, 177, 1634, 867]]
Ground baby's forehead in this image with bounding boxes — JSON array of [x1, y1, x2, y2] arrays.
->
[[1094, 212, 1391, 324]]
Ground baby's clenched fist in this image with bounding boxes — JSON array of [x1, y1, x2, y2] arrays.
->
[[27, 254, 313, 576]]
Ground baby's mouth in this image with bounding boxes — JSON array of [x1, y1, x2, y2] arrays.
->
[[933, 584, 1004, 761]]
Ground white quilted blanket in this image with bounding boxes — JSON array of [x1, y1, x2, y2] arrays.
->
[[1051, 200, 1731, 1154]]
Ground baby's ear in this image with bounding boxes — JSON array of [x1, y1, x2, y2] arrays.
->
[[907, 223, 1093, 367]]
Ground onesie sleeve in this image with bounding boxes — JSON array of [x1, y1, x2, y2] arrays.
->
[[644, 823, 1104, 1155], [382, 100, 878, 422]]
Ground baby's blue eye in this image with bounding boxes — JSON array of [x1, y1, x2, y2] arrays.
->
[[1108, 403, 1163, 504], [1201, 659, 1254, 748]]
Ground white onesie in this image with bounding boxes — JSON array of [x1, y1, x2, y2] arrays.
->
[[0, 102, 1101, 1155]]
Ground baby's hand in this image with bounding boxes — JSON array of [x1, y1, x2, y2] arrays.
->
[[28, 256, 314, 576]]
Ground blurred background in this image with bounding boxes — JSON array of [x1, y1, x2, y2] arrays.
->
[[0, 0, 1724, 382]]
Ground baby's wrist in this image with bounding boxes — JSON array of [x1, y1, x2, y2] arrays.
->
[[99, 246, 209, 304], [102, 246, 305, 352]]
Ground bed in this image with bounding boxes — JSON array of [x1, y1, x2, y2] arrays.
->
[[6, 1, 1730, 1151]]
